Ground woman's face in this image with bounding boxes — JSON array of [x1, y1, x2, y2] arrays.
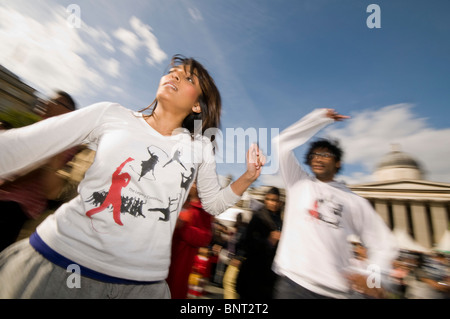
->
[[156, 65, 203, 115]]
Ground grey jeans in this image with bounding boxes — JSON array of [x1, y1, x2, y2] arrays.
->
[[273, 275, 333, 299], [0, 239, 171, 299]]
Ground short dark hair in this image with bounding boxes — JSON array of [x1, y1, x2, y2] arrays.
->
[[266, 186, 280, 197], [304, 138, 343, 173], [55, 90, 77, 111]]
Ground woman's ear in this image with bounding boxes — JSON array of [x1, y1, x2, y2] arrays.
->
[[192, 102, 201, 114]]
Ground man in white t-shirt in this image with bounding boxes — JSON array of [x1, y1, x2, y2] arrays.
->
[[272, 108, 398, 299]]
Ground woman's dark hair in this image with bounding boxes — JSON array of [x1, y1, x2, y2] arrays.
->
[[304, 138, 343, 173], [141, 54, 221, 136]]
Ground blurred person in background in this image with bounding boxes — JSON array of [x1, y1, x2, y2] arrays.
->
[[405, 252, 450, 299], [347, 241, 372, 298], [236, 187, 283, 299], [389, 252, 415, 299], [222, 212, 247, 299], [0, 91, 77, 252], [37, 90, 76, 118], [187, 246, 211, 298], [166, 182, 213, 299], [0, 55, 264, 298], [209, 219, 230, 286], [0, 121, 13, 130], [272, 108, 398, 299]]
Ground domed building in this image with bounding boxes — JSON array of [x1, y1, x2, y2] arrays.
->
[[350, 144, 450, 250], [374, 144, 424, 181]]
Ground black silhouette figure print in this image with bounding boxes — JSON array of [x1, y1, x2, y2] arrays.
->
[[85, 145, 196, 226], [139, 147, 159, 181]]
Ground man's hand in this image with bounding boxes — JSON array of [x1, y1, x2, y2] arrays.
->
[[325, 109, 350, 122]]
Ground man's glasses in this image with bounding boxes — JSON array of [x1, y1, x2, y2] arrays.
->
[[308, 152, 335, 160]]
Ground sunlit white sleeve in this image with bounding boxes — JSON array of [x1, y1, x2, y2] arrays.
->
[[272, 108, 334, 187], [352, 198, 399, 280], [196, 138, 241, 216], [0, 102, 112, 179]]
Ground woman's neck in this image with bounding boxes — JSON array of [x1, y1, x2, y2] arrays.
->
[[145, 107, 186, 136]]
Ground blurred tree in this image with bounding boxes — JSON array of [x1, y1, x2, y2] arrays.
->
[[0, 108, 41, 128]]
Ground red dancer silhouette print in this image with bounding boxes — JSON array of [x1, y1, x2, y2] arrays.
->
[[86, 157, 134, 226], [308, 200, 320, 219]]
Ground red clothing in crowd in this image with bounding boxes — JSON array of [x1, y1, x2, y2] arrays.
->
[[166, 199, 213, 299]]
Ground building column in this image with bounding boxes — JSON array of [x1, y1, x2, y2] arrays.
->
[[410, 203, 432, 249], [430, 203, 448, 247], [392, 202, 408, 231], [374, 200, 390, 228]]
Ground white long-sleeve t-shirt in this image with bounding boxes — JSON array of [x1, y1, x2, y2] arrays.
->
[[0, 102, 240, 281], [272, 108, 398, 298]]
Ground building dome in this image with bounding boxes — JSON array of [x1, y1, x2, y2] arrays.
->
[[374, 144, 423, 181], [377, 148, 421, 170]]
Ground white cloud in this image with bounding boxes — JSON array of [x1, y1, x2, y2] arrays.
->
[[130, 16, 168, 66], [188, 7, 203, 22], [0, 5, 105, 96], [325, 104, 450, 183], [114, 27, 141, 58], [82, 24, 116, 54], [101, 58, 121, 78], [0, 4, 167, 103], [114, 16, 168, 66]]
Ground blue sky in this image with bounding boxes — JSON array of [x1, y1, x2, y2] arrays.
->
[[1, 0, 449, 187]]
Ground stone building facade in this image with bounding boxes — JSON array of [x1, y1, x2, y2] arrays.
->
[[350, 145, 450, 250]]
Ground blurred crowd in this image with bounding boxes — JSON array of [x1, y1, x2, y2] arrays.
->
[[169, 186, 449, 300], [185, 217, 450, 300], [0, 91, 81, 251], [388, 248, 450, 299]]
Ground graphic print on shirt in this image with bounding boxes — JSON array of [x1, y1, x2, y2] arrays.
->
[[180, 167, 196, 192], [85, 145, 197, 227], [147, 197, 179, 221], [308, 197, 343, 228], [163, 149, 187, 170], [86, 157, 134, 226], [86, 192, 147, 219], [138, 147, 160, 181]]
